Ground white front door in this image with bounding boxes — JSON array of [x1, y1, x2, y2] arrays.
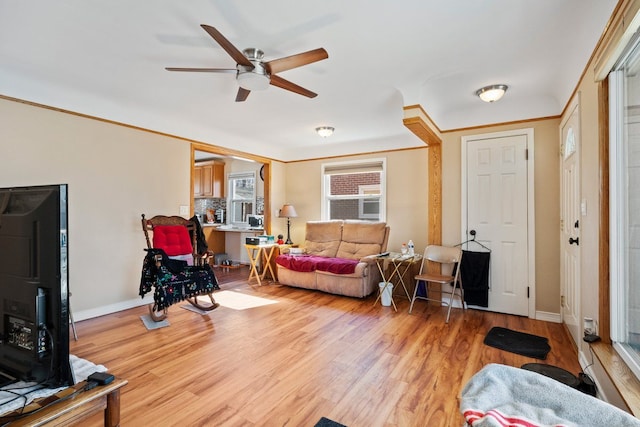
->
[[560, 99, 581, 346], [462, 129, 534, 317]]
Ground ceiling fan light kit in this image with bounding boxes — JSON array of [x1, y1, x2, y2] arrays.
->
[[165, 25, 328, 102], [476, 84, 508, 103], [237, 65, 270, 91], [316, 126, 334, 137]]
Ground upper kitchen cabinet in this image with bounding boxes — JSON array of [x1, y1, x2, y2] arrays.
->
[[194, 160, 225, 198]]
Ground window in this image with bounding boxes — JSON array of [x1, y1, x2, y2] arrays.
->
[[227, 172, 255, 225], [321, 159, 385, 221], [609, 39, 640, 379]]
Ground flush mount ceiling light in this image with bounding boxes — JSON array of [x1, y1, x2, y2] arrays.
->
[[476, 84, 508, 103], [316, 126, 335, 137]]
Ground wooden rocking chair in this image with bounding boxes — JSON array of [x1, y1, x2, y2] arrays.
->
[[140, 213, 219, 321]]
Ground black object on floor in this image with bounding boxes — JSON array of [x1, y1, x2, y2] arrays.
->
[[314, 417, 347, 427], [484, 326, 551, 359], [577, 372, 598, 396], [521, 363, 598, 396], [521, 363, 580, 388]]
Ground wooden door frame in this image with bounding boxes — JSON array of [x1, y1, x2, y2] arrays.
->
[[559, 95, 582, 343], [461, 129, 536, 318], [191, 143, 272, 234]]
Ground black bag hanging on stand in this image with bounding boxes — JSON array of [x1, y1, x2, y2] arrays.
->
[[455, 231, 491, 307], [460, 249, 490, 307]]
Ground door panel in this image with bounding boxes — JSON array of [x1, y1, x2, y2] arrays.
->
[[561, 101, 581, 346], [466, 133, 529, 316]]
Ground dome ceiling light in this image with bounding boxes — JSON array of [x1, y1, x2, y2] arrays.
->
[[316, 126, 335, 137], [476, 84, 508, 103]]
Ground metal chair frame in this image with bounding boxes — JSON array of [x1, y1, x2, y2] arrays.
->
[[409, 245, 465, 323]]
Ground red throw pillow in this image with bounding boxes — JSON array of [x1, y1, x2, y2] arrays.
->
[[152, 225, 193, 256]]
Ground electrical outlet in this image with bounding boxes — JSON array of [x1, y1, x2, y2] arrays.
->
[[179, 205, 189, 216], [584, 317, 595, 335]]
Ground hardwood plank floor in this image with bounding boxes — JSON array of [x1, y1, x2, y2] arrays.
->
[[70, 267, 580, 426]]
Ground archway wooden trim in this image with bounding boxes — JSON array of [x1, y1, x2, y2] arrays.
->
[[402, 104, 443, 252], [190, 143, 272, 234], [403, 105, 442, 147]]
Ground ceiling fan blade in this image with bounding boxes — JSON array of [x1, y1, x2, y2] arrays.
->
[[265, 48, 328, 74], [165, 67, 237, 73], [200, 25, 254, 68], [269, 75, 317, 98], [236, 87, 251, 102]]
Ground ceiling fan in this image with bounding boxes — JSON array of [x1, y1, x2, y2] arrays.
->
[[166, 25, 328, 102]]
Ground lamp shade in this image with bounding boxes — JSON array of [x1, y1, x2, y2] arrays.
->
[[280, 204, 298, 218], [476, 84, 508, 103]]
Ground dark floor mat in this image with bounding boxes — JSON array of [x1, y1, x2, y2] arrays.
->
[[314, 417, 347, 427], [484, 326, 551, 359]]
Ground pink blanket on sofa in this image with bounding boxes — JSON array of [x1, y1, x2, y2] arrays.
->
[[276, 255, 358, 274]]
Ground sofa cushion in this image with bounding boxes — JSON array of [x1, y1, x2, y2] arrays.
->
[[276, 255, 358, 275], [304, 220, 343, 257], [316, 257, 359, 274], [336, 241, 383, 260], [336, 221, 387, 259], [275, 255, 318, 272], [341, 221, 387, 244]]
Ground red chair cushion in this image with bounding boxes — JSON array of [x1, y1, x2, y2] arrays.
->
[[152, 225, 193, 256]]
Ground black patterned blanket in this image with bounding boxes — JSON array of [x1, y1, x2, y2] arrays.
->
[[139, 248, 220, 311]]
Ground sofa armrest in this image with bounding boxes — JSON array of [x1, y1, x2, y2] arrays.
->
[[279, 246, 305, 255], [359, 255, 378, 264]]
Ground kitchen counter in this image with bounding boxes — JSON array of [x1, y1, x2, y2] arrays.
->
[[210, 224, 264, 233]]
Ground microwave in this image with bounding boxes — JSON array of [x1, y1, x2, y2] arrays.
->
[[247, 215, 264, 228]]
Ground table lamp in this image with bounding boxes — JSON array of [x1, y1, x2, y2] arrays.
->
[[279, 204, 298, 244]]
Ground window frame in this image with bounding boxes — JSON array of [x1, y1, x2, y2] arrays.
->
[[227, 171, 256, 226], [321, 158, 386, 222], [610, 56, 640, 380]]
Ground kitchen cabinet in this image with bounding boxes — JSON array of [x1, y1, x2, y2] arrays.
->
[[194, 161, 225, 198], [202, 226, 225, 254]]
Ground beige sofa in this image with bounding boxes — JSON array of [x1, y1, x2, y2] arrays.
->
[[275, 220, 390, 297]]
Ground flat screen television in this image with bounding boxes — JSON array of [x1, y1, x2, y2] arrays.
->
[[0, 184, 73, 387]]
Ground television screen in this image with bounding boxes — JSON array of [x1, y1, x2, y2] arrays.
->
[[0, 184, 73, 387]]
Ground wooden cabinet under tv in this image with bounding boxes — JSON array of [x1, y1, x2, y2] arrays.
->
[[194, 161, 225, 198]]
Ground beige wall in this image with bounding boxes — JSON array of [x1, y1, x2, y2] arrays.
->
[[283, 149, 429, 253], [0, 98, 193, 319], [565, 46, 622, 407], [440, 118, 562, 314], [0, 95, 563, 320]]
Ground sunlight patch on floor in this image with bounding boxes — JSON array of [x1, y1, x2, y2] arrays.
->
[[182, 290, 278, 311]]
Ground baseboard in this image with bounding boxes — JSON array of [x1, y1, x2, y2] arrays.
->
[[73, 295, 154, 322], [535, 311, 561, 323]]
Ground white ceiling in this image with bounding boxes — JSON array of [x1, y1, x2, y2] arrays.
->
[[0, 1, 617, 162]]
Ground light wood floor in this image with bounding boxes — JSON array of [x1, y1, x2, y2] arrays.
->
[[71, 267, 580, 427]]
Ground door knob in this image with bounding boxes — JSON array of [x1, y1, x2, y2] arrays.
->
[[569, 237, 579, 245]]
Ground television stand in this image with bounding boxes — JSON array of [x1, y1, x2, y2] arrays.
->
[[4, 377, 127, 426], [0, 371, 16, 388]]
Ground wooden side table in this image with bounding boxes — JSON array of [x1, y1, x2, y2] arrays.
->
[[6, 377, 127, 426], [245, 244, 277, 285], [372, 253, 422, 311]]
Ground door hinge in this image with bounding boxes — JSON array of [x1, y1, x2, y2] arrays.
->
[[527, 286, 530, 298], [561, 295, 565, 307], [525, 148, 529, 160]]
